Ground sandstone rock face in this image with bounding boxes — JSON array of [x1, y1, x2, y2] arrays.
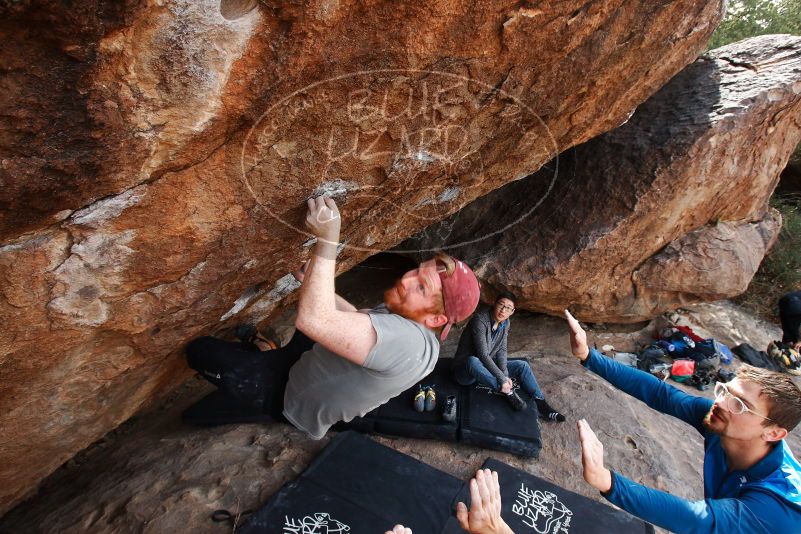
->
[[0, 0, 725, 513], [633, 214, 781, 303], [404, 35, 801, 323]]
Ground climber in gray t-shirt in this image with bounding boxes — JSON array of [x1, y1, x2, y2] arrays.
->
[[283, 304, 439, 439], [186, 196, 481, 440], [284, 196, 481, 439]]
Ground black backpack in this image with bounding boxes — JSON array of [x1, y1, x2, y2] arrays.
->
[[684, 340, 721, 370], [732, 343, 782, 372], [637, 345, 670, 372]]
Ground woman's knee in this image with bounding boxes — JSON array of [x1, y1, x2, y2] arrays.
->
[[467, 356, 492, 377], [453, 373, 475, 387], [507, 360, 531, 375], [465, 356, 485, 370], [453, 361, 477, 385]]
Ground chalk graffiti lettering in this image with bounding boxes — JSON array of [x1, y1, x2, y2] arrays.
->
[[240, 69, 559, 254], [282, 512, 351, 534], [512, 483, 573, 533]]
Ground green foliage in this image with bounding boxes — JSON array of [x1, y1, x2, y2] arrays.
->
[[735, 196, 801, 320], [764, 197, 801, 291], [708, 0, 801, 50], [710, 1, 801, 321]]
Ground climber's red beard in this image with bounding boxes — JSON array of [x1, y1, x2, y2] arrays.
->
[[384, 281, 438, 323]]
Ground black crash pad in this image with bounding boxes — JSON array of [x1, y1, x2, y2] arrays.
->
[[237, 432, 653, 533], [442, 458, 654, 534], [237, 431, 462, 533], [185, 358, 543, 457], [239, 480, 389, 532], [346, 357, 460, 441], [347, 358, 541, 457], [351, 357, 541, 457], [459, 375, 542, 458]]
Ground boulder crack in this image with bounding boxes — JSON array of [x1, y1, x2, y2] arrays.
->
[[718, 56, 758, 73]]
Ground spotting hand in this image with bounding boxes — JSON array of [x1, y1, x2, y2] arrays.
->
[[456, 469, 514, 534], [577, 419, 612, 493], [564, 309, 589, 361]]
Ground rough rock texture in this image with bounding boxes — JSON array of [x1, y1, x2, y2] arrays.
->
[[633, 216, 782, 298], [0, 262, 797, 532], [0, 0, 725, 513], [402, 35, 801, 322]]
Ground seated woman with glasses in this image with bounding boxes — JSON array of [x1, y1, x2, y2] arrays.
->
[[451, 292, 565, 421]]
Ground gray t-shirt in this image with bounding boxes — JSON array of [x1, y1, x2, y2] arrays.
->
[[282, 306, 440, 440]]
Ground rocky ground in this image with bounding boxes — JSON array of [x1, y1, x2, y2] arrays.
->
[[1, 257, 798, 533]]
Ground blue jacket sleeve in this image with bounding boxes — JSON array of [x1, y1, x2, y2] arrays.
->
[[605, 472, 797, 534], [583, 349, 713, 434]]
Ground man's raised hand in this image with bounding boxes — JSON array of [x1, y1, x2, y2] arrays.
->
[[305, 195, 341, 245], [577, 419, 612, 493], [564, 310, 589, 361], [456, 469, 514, 534], [384, 525, 412, 534]]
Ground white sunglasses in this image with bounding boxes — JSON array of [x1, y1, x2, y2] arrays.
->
[[713, 382, 774, 422]]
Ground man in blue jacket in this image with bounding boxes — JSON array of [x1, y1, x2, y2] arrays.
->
[[564, 310, 801, 533]]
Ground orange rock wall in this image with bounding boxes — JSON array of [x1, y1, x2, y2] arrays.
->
[[0, 0, 723, 513]]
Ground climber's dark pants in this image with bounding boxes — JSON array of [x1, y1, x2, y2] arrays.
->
[[186, 330, 315, 420], [779, 291, 801, 344]]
